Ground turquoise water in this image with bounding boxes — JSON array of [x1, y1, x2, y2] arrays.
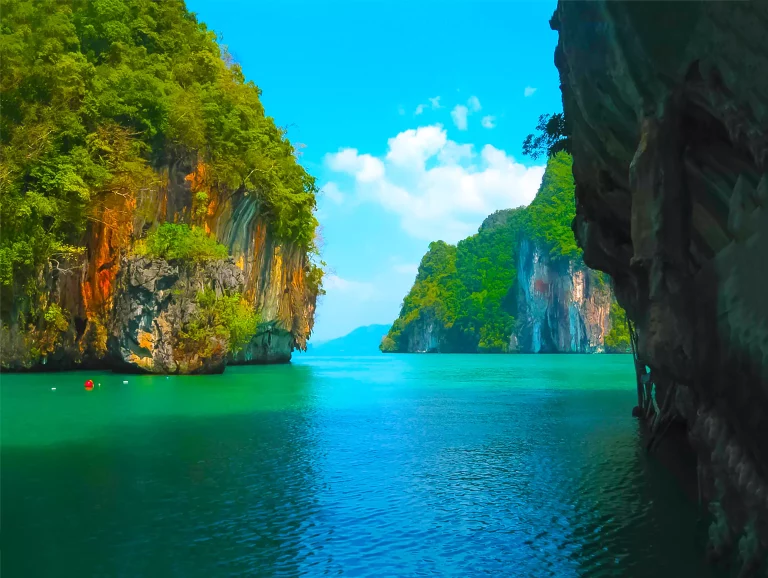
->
[[2, 355, 717, 577]]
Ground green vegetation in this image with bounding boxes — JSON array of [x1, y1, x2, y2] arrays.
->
[[382, 152, 619, 353], [604, 300, 631, 353], [177, 289, 259, 358], [379, 336, 397, 352], [522, 152, 581, 262], [1, 0, 318, 320], [384, 213, 525, 353], [522, 113, 570, 160], [134, 223, 228, 262]]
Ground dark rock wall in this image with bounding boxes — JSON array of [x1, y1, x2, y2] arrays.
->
[[554, 0, 768, 570]]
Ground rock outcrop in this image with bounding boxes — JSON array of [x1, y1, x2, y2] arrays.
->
[[110, 256, 243, 374], [553, 0, 768, 571], [397, 315, 442, 354], [0, 155, 320, 373], [515, 238, 612, 353]]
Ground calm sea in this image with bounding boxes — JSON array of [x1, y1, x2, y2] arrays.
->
[[2, 354, 718, 577]]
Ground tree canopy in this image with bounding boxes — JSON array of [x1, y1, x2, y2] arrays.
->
[[521, 113, 570, 160], [1, 0, 318, 316]]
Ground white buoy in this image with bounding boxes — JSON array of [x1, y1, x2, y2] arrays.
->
[[51, 387, 56, 391], [122, 380, 128, 384]]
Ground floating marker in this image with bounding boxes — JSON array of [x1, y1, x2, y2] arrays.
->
[[84, 379, 94, 390], [51, 387, 56, 391], [122, 380, 128, 384]]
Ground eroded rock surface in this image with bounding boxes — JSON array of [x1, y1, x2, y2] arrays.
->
[[110, 257, 243, 374], [515, 238, 612, 353], [554, 0, 768, 571]]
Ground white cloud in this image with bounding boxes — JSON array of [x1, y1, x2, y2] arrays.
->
[[429, 96, 442, 109], [481, 115, 496, 129], [326, 148, 384, 183], [437, 140, 474, 165], [322, 182, 344, 204], [451, 105, 469, 131], [397, 106, 405, 115], [524, 86, 537, 97], [323, 124, 546, 243], [393, 263, 419, 275], [386, 125, 446, 171], [467, 95, 481, 112], [414, 103, 425, 115], [323, 274, 376, 300]]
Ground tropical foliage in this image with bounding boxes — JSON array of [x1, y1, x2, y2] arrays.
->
[[604, 300, 631, 353], [521, 112, 570, 160], [176, 289, 259, 358], [134, 223, 228, 262], [0, 0, 318, 320], [521, 152, 581, 262]]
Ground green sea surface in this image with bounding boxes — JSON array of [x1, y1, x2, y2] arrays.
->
[[2, 355, 718, 577]]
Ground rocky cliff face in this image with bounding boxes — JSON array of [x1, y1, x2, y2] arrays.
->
[[110, 256, 243, 374], [0, 155, 319, 373], [515, 238, 612, 353], [553, 0, 768, 571], [399, 315, 442, 353]]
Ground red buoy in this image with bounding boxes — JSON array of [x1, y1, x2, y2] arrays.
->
[[84, 379, 94, 390]]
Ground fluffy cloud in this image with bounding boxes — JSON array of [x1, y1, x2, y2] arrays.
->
[[323, 274, 376, 300], [524, 86, 537, 97], [451, 105, 469, 130], [322, 182, 344, 204], [323, 125, 545, 243], [481, 115, 496, 129], [451, 96, 483, 130], [414, 96, 442, 116], [326, 148, 384, 182]]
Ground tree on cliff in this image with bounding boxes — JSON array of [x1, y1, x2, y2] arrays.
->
[[522, 113, 570, 160]]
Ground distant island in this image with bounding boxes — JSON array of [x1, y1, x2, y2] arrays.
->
[[381, 153, 630, 355], [303, 325, 391, 356]]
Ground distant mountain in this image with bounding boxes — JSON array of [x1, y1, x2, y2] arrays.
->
[[305, 324, 391, 356]]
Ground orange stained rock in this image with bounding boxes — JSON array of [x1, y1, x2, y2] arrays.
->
[[137, 331, 154, 351], [184, 161, 208, 193], [206, 196, 217, 216], [82, 198, 134, 320]]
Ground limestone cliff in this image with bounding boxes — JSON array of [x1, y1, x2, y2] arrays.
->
[[514, 238, 612, 353], [0, 156, 320, 373], [553, 0, 768, 571], [0, 1, 322, 374]]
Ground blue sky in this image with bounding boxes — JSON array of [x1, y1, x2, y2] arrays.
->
[[186, 0, 561, 342]]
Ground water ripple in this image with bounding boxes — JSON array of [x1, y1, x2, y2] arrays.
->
[[2, 355, 724, 577]]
